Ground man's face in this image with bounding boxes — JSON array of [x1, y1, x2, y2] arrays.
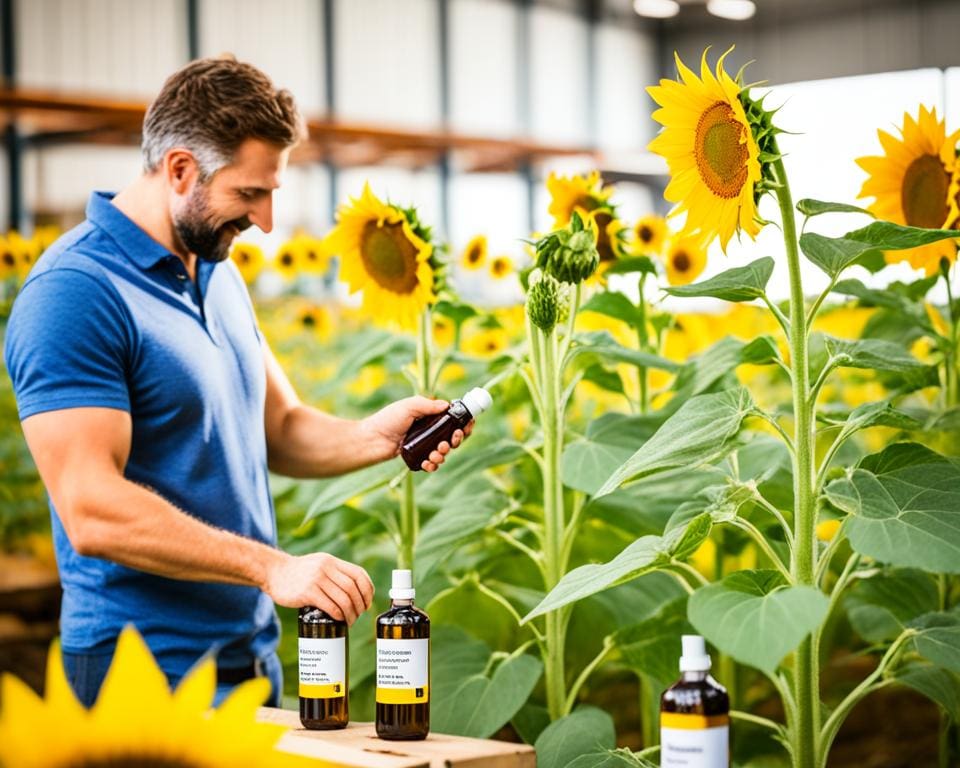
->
[[172, 138, 289, 263]]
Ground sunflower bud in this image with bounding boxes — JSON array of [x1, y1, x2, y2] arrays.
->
[[527, 272, 564, 332], [534, 226, 600, 285]]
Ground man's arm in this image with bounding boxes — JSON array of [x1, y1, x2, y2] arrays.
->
[[22, 406, 373, 623], [262, 343, 471, 477]]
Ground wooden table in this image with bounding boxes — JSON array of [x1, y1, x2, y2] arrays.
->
[[256, 708, 536, 768]]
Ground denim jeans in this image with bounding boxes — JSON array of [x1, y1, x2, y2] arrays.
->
[[62, 646, 283, 709]]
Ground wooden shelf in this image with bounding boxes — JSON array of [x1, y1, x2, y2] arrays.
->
[[256, 708, 535, 768], [0, 88, 598, 173]]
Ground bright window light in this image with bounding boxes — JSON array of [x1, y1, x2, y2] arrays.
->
[[706, 0, 757, 20], [633, 0, 680, 19]]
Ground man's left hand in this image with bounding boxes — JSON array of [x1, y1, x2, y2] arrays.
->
[[361, 396, 473, 472]]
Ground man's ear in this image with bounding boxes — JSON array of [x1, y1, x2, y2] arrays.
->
[[163, 149, 199, 195]]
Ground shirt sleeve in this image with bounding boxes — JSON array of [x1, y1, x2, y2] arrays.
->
[[4, 268, 133, 420]]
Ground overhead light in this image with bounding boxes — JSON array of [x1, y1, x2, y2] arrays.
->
[[706, 0, 756, 20], [633, 0, 680, 19]]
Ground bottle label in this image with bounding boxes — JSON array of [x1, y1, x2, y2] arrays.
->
[[298, 637, 346, 699], [376, 638, 429, 704], [660, 713, 729, 768]]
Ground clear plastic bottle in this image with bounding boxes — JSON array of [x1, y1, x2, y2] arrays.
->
[[660, 635, 730, 767], [298, 606, 348, 729], [400, 388, 492, 471], [375, 569, 430, 740]]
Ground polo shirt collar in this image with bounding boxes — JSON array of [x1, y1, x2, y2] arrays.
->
[[86, 191, 174, 270]]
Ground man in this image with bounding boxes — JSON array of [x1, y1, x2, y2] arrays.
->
[[4, 56, 467, 708]]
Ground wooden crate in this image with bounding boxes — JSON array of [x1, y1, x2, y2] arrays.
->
[[256, 708, 536, 768]]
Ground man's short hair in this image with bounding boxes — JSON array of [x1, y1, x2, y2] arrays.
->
[[141, 54, 307, 179]]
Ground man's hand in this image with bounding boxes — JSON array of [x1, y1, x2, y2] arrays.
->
[[264, 551, 374, 624], [361, 396, 474, 472]]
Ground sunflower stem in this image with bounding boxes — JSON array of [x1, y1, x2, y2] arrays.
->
[[772, 152, 820, 768], [398, 308, 433, 571]]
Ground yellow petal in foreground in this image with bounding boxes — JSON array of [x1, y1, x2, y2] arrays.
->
[[647, 49, 762, 252], [546, 170, 612, 228], [325, 183, 435, 330], [856, 105, 959, 275], [0, 625, 316, 768]]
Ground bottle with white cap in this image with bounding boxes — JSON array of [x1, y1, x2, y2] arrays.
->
[[400, 387, 493, 471], [660, 635, 730, 767], [375, 569, 430, 740]]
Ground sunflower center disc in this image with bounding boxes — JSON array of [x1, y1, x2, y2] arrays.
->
[[638, 225, 653, 243], [672, 251, 691, 272], [695, 101, 749, 199], [593, 211, 614, 262], [67, 757, 201, 768], [360, 220, 420, 294], [901, 153, 949, 229]]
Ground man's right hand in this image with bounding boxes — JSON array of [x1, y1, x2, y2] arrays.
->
[[263, 551, 374, 625]]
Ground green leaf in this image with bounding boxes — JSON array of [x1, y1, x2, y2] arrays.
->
[[566, 750, 657, 768], [522, 513, 712, 622], [535, 706, 616, 768], [603, 256, 657, 276], [416, 489, 509, 575], [580, 292, 643, 329], [304, 461, 404, 521], [433, 299, 478, 326], [910, 613, 960, 674], [665, 257, 774, 302], [418, 439, 528, 504], [431, 626, 491, 703], [596, 388, 754, 497], [832, 279, 932, 331], [845, 569, 939, 643], [796, 199, 873, 218], [562, 440, 634, 495], [570, 331, 679, 372], [821, 335, 928, 373], [512, 703, 551, 745], [688, 570, 830, 675], [894, 662, 960, 719], [824, 443, 960, 574], [614, 596, 691, 685], [433, 651, 543, 738], [669, 338, 777, 406], [801, 222, 959, 278]]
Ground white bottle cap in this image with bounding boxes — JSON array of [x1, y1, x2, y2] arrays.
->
[[679, 635, 712, 672], [389, 569, 416, 600], [461, 387, 493, 417]]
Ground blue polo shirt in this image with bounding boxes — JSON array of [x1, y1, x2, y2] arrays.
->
[[4, 191, 279, 674]]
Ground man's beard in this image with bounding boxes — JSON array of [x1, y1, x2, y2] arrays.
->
[[173, 184, 251, 263]]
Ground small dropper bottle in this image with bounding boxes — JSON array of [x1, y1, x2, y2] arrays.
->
[[401, 387, 492, 471], [375, 569, 430, 740], [298, 606, 348, 729], [660, 635, 730, 767]]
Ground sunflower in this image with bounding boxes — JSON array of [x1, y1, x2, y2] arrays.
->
[[0, 236, 16, 281], [856, 106, 959, 275], [325, 183, 435, 330], [584, 210, 628, 266], [35, 225, 61, 252], [0, 626, 313, 768], [273, 238, 304, 281], [462, 326, 509, 358], [230, 242, 266, 284], [647, 49, 763, 252], [546, 170, 613, 228], [298, 234, 332, 276], [460, 235, 487, 270], [664, 236, 707, 285], [297, 303, 332, 341], [8, 231, 40, 281], [432, 314, 456, 347], [489, 255, 514, 280], [632, 214, 668, 255]]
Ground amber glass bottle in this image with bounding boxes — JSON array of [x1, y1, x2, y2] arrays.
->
[[375, 570, 430, 740], [298, 606, 348, 729], [660, 635, 730, 767], [400, 388, 492, 471]]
